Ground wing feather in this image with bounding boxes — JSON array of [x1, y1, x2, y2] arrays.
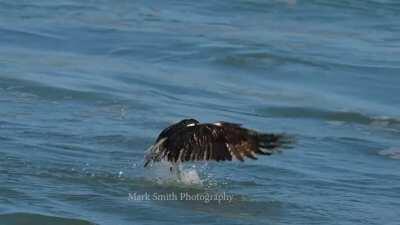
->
[[145, 123, 292, 165]]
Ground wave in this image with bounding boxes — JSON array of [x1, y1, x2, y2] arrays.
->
[[214, 49, 400, 73], [0, 27, 66, 54], [0, 27, 64, 42], [378, 147, 400, 160], [0, 76, 117, 103], [0, 1, 98, 11], [215, 51, 327, 70], [309, 0, 400, 14], [255, 106, 400, 129], [230, 0, 400, 15], [0, 212, 95, 225]]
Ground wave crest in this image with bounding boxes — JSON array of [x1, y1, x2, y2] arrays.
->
[[378, 147, 400, 160]]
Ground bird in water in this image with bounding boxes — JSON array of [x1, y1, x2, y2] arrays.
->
[[144, 118, 293, 169]]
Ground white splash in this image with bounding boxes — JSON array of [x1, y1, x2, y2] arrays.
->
[[145, 161, 203, 186], [179, 168, 203, 185], [118, 171, 124, 178]]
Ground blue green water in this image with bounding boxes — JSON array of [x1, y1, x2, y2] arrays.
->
[[1, 0, 400, 224]]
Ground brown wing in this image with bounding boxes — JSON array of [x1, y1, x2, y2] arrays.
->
[[157, 122, 291, 163]]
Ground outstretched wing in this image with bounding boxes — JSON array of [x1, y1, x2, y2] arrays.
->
[[146, 122, 292, 165]]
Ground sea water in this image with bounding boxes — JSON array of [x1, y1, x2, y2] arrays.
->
[[1, 1, 400, 224]]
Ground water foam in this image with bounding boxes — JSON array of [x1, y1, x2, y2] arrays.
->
[[378, 147, 400, 160]]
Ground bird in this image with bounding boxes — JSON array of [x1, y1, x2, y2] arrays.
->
[[144, 118, 293, 168]]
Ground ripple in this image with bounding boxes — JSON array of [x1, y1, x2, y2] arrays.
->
[[0, 212, 95, 225], [255, 106, 400, 130], [0, 27, 64, 42], [0, 76, 115, 103], [216, 51, 326, 69], [127, 176, 290, 220]]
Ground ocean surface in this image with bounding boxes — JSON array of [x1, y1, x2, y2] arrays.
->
[[1, 0, 400, 224]]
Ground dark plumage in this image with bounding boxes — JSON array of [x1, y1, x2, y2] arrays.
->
[[144, 118, 292, 167]]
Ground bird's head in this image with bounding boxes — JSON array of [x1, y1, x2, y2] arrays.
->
[[155, 118, 199, 141], [178, 118, 199, 127]]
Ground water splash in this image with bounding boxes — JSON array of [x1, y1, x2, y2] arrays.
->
[[144, 161, 204, 186]]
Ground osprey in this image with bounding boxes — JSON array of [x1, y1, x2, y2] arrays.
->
[[144, 118, 292, 167]]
